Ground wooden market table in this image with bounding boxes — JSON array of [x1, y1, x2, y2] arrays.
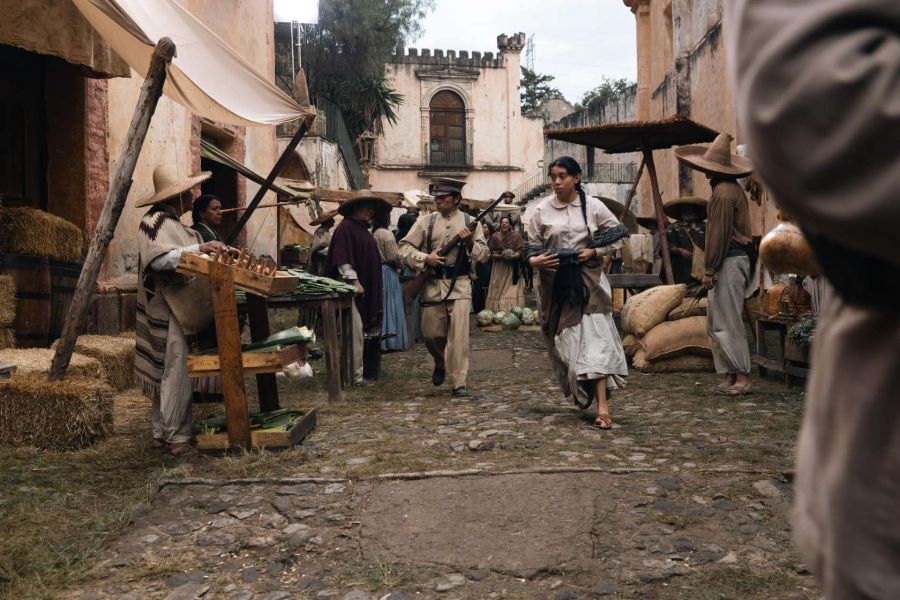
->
[[240, 292, 356, 403], [752, 314, 810, 389]]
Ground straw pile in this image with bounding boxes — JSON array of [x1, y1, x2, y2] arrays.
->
[[0, 327, 14, 350], [0, 372, 113, 450], [0, 348, 105, 380], [0, 207, 84, 261], [51, 335, 135, 391], [0, 274, 14, 326]]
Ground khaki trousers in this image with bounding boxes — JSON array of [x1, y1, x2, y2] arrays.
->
[[708, 255, 752, 375], [421, 298, 471, 388], [151, 317, 193, 444], [351, 302, 364, 384]]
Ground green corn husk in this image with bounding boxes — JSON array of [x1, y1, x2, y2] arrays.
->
[[199, 408, 306, 435]]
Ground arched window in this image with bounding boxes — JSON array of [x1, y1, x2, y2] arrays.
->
[[429, 90, 467, 166]]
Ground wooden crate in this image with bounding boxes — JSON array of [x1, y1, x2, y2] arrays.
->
[[196, 407, 317, 450], [187, 343, 305, 377], [177, 252, 298, 297]]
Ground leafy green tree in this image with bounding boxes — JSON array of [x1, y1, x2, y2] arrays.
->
[[296, 0, 435, 140], [579, 77, 635, 110], [520, 67, 562, 114]]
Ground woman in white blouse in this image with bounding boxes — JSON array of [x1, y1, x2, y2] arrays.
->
[[526, 156, 629, 429]]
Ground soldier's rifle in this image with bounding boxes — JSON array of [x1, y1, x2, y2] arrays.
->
[[403, 194, 508, 299]]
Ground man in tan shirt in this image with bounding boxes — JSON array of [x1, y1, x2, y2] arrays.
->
[[399, 178, 488, 396], [676, 133, 754, 395]]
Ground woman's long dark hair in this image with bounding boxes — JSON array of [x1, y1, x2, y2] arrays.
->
[[548, 156, 591, 234], [192, 194, 218, 225], [373, 211, 391, 231]]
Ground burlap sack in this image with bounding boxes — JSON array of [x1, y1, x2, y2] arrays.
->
[[667, 297, 708, 321], [622, 334, 640, 359], [641, 316, 711, 361], [620, 284, 686, 335], [633, 348, 715, 372]]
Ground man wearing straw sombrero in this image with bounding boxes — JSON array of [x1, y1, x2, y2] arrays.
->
[[663, 196, 708, 289], [675, 133, 754, 396], [135, 165, 229, 455]]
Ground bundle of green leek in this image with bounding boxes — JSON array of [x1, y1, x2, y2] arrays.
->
[[199, 408, 307, 435]]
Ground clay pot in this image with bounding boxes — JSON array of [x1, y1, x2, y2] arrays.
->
[[759, 222, 820, 276]]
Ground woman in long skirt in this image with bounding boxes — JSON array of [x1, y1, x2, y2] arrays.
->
[[473, 222, 494, 313], [373, 213, 409, 351], [526, 156, 630, 429], [486, 216, 525, 311]]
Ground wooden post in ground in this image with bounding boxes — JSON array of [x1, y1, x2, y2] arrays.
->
[[246, 293, 279, 412], [209, 261, 252, 449], [321, 298, 341, 402], [49, 38, 176, 381], [642, 148, 675, 285], [621, 157, 646, 218]]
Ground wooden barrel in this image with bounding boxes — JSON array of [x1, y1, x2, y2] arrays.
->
[[49, 260, 83, 342], [0, 254, 51, 347]]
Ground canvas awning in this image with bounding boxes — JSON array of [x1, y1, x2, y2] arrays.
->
[[200, 139, 312, 198], [73, 0, 307, 126]]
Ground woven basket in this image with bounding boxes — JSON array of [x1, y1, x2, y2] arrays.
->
[[766, 283, 811, 317]]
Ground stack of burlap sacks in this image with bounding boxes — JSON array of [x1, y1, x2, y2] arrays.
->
[[620, 284, 715, 372]]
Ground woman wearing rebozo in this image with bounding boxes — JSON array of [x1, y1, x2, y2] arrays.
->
[[526, 156, 630, 429], [486, 216, 525, 312]]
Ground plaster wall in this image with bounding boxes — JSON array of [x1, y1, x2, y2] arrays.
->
[[105, 0, 279, 279], [370, 37, 544, 201]]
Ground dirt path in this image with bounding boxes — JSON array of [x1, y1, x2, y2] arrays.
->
[[65, 328, 816, 599]]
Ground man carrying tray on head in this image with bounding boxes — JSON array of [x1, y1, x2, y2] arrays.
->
[[135, 165, 229, 456], [399, 177, 489, 397]]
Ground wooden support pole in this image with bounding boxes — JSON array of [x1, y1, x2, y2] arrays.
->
[[49, 38, 176, 381], [321, 298, 341, 402], [622, 157, 646, 218], [642, 148, 675, 285], [226, 112, 315, 245], [246, 293, 279, 412], [209, 261, 252, 450]]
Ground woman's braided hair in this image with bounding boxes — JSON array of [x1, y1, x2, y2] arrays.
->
[[548, 156, 592, 236]]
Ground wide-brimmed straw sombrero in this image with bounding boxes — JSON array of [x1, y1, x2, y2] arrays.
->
[[663, 196, 708, 220], [136, 165, 211, 208], [309, 209, 338, 226], [674, 133, 753, 178], [337, 194, 393, 218], [598, 196, 638, 232]]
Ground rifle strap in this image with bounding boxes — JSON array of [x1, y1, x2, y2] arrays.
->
[[425, 212, 438, 254]]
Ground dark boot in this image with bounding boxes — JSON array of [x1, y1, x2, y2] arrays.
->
[[432, 367, 446, 386]]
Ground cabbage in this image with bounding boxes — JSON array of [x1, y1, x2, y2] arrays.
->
[[501, 312, 521, 330], [509, 306, 524, 319], [493, 311, 508, 324], [476, 310, 494, 327], [520, 307, 535, 325]]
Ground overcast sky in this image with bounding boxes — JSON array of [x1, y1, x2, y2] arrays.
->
[[413, 0, 637, 104]]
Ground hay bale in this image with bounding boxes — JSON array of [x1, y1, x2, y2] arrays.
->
[[641, 316, 711, 361], [0, 372, 113, 450], [0, 207, 84, 262], [51, 335, 134, 391], [0, 348, 105, 380], [633, 349, 715, 373], [0, 327, 14, 350], [667, 297, 708, 321], [621, 284, 686, 336], [0, 274, 14, 326]]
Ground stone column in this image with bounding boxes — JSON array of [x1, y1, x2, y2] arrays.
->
[[627, 0, 652, 121]]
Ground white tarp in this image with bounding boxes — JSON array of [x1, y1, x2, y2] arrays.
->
[[274, 0, 319, 24], [73, 0, 307, 126]]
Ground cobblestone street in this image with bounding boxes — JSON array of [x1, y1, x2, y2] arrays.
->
[[66, 328, 817, 600]]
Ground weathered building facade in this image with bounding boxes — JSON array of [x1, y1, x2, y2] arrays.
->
[[623, 0, 776, 234], [367, 33, 545, 201], [1, 0, 289, 335]]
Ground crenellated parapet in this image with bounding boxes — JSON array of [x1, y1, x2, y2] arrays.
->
[[392, 31, 527, 68]]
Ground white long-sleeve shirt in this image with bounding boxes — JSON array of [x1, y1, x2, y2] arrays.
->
[[149, 244, 200, 271]]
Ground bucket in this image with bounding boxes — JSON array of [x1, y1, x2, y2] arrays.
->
[[49, 260, 82, 341], [0, 254, 51, 347]]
